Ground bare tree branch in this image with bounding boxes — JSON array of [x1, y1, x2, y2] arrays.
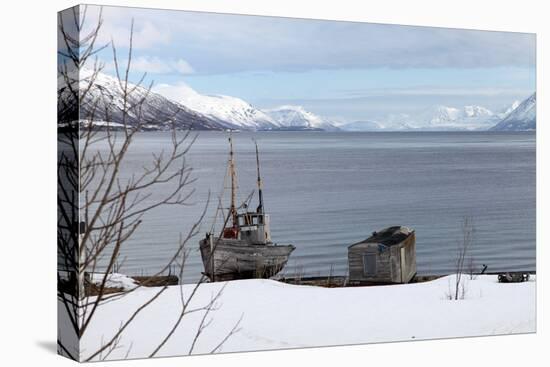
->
[[58, 8, 241, 360]]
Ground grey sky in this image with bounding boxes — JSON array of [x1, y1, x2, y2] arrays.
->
[[84, 5, 536, 121]]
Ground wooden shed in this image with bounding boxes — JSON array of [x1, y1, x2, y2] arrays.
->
[[348, 226, 416, 284]]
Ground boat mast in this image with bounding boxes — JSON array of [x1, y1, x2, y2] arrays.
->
[[255, 141, 264, 214], [228, 132, 238, 227]]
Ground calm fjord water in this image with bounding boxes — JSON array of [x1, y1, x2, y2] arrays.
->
[[99, 131, 536, 282]]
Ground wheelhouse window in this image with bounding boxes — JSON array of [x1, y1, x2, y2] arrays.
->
[[238, 214, 261, 226]]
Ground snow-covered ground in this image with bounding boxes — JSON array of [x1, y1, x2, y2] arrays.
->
[[89, 272, 138, 290], [74, 274, 535, 361]]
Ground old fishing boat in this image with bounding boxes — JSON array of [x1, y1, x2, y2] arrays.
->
[[199, 135, 295, 281]]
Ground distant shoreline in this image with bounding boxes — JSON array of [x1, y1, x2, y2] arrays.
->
[[59, 124, 536, 134]]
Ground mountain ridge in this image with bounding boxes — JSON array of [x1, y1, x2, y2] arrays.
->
[[61, 69, 535, 132], [154, 83, 279, 130], [490, 93, 536, 131], [262, 105, 340, 131], [61, 69, 225, 131]]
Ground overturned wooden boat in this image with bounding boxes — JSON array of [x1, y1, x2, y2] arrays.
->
[[199, 135, 295, 281]]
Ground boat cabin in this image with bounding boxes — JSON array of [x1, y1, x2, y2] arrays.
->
[[237, 212, 272, 245], [348, 226, 416, 284]]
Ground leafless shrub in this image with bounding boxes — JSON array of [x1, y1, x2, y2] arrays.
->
[[57, 6, 239, 361], [292, 262, 305, 285], [467, 255, 477, 280], [444, 278, 453, 300], [326, 263, 334, 287], [451, 216, 475, 300]]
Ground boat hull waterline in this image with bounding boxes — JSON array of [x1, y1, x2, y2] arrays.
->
[[200, 238, 295, 281]]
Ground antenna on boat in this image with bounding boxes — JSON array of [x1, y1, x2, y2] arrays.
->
[[228, 131, 238, 228], [254, 140, 264, 214]]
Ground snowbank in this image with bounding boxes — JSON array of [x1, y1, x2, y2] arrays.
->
[[89, 272, 138, 291], [77, 275, 535, 361]]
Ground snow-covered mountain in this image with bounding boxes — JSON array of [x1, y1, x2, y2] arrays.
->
[[61, 69, 224, 130], [420, 105, 462, 125], [262, 105, 339, 131], [381, 114, 418, 131], [154, 83, 341, 131], [60, 69, 341, 131], [497, 100, 521, 119], [342, 105, 499, 132], [410, 105, 497, 130], [490, 93, 536, 131], [340, 120, 383, 132], [341, 103, 512, 132], [155, 83, 278, 130], [62, 68, 535, 133]]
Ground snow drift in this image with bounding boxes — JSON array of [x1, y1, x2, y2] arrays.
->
[[68, 274, 535, 361]]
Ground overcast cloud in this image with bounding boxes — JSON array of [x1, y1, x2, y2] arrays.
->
[[87, 5, 535, 73], [80, 5, 535, 122]]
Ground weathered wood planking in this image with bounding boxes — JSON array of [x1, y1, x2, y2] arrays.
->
[[348, 227, 416, 284], [200, 237, 295, 281]]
